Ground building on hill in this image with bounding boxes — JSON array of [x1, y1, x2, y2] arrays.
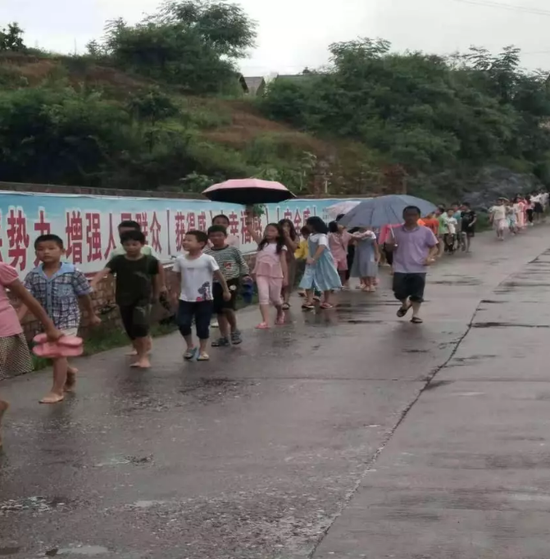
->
[[243, 76, 266, 97]]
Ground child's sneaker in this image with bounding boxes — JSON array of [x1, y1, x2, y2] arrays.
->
[[211, 337, 230, 347], [231, 330, 243, 345]]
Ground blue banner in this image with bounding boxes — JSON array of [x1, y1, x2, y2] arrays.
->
[[0, 191, 356, 276]]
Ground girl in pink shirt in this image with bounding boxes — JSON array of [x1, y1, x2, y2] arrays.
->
[[328, 221, 353, 287], [0, 262, 62, 447], [246, 218, 289, 329]]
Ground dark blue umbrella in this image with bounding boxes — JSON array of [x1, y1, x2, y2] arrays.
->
[[338, 195, 437, 229]]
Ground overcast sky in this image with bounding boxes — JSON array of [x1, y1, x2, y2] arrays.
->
[[1, 0, 549, 75]]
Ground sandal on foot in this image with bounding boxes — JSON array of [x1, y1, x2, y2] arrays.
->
[[184, 348, 197, 360], [197, 352, 210, 361], [397, 304, 412, 318], [211, 337, 230, 347], [275, 312, 286, 325], [320, 303, 334, 309], [230, 330, 243, 345], [282, 302, 291, 310], [411, 317, 424, 324], [302, 303, 315, 311], [255, 322, 270, 330]]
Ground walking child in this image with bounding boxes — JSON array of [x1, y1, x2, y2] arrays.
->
[[110, 219, 166, 355], [350, 228, 380, 292], [279, 219, 298, 310], [246, 218, 288, 328], [328, 221, 353, 288], [300, 216, 342, 310], [172, 230, 231, 361], [92, 230, 161, 369], [460, 203, 477, 252], [205, 225, 250, 347], [490, 198, 508, 240], [19, 234, 100, 403], [0, 262, 64, 445], [211, 214, 240, 248]]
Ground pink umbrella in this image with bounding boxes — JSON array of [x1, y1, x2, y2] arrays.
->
[[203, 179, 295, 205]]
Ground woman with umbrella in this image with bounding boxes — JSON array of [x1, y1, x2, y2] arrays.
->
[[300, 217, 342, 310]]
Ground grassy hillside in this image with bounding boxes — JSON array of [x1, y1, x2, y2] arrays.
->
[[0, 52, 385, 196]]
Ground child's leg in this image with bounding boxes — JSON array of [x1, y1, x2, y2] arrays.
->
[[269, 278, 284, 323], [41, 357, 68, 404], [177, 301, 196, 352], [217, 313, 230, 340], [256, 276, 271, 326], [321, 290, 334, 307], [195, 301, 214, 357]]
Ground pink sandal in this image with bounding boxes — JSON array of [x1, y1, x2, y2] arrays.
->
[[255, 322, 270, 330], [275, 312, 285, 326], [33, 334, 83, 358]]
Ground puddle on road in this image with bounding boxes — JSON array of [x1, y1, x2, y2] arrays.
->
[[0, 548, 20, 556]]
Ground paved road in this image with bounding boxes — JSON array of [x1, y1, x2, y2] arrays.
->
[[1, 227, 549, 558]]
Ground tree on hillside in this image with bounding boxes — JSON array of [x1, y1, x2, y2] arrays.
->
[[261, 38, 550, 176], [0, 22, 26, 52], [100, 1, 256, 94]]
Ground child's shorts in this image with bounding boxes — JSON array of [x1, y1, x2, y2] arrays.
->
[[213, 279, 239, 314], [119, 304, 151, 340], [334, 256, 348, 271]]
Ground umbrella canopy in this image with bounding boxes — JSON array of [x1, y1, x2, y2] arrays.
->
[[339, 195, 437, 229], [203, 179, 295, 206], [326, 200, 364, 220]]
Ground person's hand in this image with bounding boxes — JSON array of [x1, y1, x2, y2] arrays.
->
[[242, 275, 252, 283], [160, 284, 168, 294], [223, 290, 232, 302], [90, 314, 102, 327], [424, 257, 436, 266], [282, 276, 289, 288], [306, 257, 315, 266], [45, 327, 64, 342]]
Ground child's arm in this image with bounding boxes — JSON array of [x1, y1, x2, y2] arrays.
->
[[280, 250, 289, 286], [91, 267, 111, 290], [235, 249, 250, 277], [73, 270, 101, 326], [283, 232, 298, 253], [307, 244, 327, 265], [157, 261, 167, 294], [213, 270, 232, 300], [10, 280, 63, 340], [245, 216, 262, 245], [374, 240, 381, 263], [171, 259, 182, 304]]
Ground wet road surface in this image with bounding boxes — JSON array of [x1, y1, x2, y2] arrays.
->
[[2, 227, 550, 558]]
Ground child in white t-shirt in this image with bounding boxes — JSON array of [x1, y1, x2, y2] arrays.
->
[[173, 230, 231, 361]]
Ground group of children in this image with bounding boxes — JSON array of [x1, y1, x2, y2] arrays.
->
[[489, 193, 548, 240]]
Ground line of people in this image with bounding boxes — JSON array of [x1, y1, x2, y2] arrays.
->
[[2, 194, 546, 447]]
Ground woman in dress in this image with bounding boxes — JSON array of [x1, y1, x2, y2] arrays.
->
[[351, 228, 380, 292], [300, 217, 342, 310]]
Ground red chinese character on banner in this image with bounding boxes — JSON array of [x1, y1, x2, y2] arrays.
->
[[150, 212, 162, 253], [135, 212, 148, 241], [120, 213, 132, 223], [240, 211, 252, 244], [174, 212, 186, 251], [85, 212, 102, 262], [294, 209, 302, 231], [104, 213, 117, 259], [186, 212, 196, 231], [228, 211, 239, 236], [65, 210, 83, 264], [7, 208, 30, 270], [283, 207, 293, 221], [33, 209, 51, 265], [197, 211, 207, 232]]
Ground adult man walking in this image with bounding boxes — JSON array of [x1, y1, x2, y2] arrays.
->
[[386, 206, 438, 324]]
